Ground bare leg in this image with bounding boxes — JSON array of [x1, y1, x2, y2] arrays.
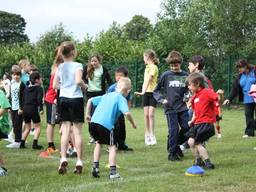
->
[[60, 121, 71, 159], [72, 123, 83, 161]]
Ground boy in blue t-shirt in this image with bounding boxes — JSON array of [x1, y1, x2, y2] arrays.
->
[[86, 77, 136, 180], [107, 66, 133, 151]]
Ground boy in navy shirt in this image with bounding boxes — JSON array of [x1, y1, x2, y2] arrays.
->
[[153, 51, 189, 161], [86, 77, 136, 180]]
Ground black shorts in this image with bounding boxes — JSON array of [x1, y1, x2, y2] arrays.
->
[[189, 123, 215, 144], [90, 122, 116, 145], [59, 97, 84, 123], [45, 101, 59, 125], [143, 92, 157, 107], [23, 106, 40, 124]]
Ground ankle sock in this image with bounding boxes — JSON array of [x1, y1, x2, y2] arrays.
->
[[110, 165, 117, 175]]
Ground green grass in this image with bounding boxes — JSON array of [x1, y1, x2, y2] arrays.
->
[[1, 108, 256, 192]]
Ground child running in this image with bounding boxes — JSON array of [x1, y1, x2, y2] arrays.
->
[[135, 49, 159, 146], [187, 72, 217, 169], [53, 41, 87, 174], [86, 77, 136, 180]]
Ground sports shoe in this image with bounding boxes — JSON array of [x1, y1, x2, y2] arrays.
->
[[58, 158, 68, 174], [150, 135, 157, 145], [74, 160, 83, 174], [0, 167, 7, 176], [4, 135, 14, 143], [195, 158, 205, 167], [118, 144, 133, 151], [204, 162, 215, 169], [242, 134, 249, 138], [32, 144, 43, 150], [66, 147, 77, 158], [217, 133, 222, 139], [47, 147, 58, 154], [91, 167, 100, 178], [6, 142, 20, 148], [145, 136, 151, 146], [180, 145, 185, 151], [109, 173, 122, 180], [168, 154, 182, 161]]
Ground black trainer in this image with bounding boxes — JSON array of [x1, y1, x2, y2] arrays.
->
[[91, 167, 100, 178], [118, 144, 133, 151], [32, 144, 43, 150], [195, 158, 205, 167], [168, 154, 182, 161], [204, 162, 215, 169]]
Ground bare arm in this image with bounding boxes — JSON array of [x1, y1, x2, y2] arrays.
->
[[124, 112, 136, 129], [52, 69, 59, 90], [0, 108, 7, 117], [135, 75, 153, 96], [188, 113, 196, 127], [75, 69, 88, 92], [85, 98, 92, 122]]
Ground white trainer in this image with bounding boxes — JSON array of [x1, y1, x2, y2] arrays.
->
[[6, 142, 20, 148], [145, 136, 151, 146], [150, 135, 157, 145]]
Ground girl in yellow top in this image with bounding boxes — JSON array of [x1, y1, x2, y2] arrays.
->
[[135, 49, 159, 145]]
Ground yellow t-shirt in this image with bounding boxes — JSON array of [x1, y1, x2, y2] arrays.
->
[[144, 64, 159, 92]]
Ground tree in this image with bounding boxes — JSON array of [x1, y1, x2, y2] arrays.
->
[[35, 23, 74, 67], [123, 15, 153, 41], [0, 11, 29, 44]]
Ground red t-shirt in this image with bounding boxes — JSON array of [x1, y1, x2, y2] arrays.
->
[[45, 72, 57, 104], [191, 88, 218, 124]]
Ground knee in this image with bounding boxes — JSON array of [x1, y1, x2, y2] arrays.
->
[[188, 138, 195, 148]]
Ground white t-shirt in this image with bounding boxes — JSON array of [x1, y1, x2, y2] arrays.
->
[[57, 61, 83, 98], [11, 81, 21, 110]]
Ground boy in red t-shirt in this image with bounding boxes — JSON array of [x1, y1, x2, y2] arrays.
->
[[187, 73, 218, 169]]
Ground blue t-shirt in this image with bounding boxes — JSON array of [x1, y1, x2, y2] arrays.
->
[[91, 92, 129, 130], [107, 83, 131, 101], [21, 72, 29, 86], [240, 70, 256, 104], [57, 61, 84, 98]]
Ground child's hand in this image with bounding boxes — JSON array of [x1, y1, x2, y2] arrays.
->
[[216, 89, 224, 94], [134, 91, 144, 96], [132, 123, 137, 129], [18, 109, 23, 115], [40, 111, 44, 115], [223, 99, 230, 105], [162, 99, 168, 104], [86, 115, 91, 122], [53, 99, 57, 104], [188, 120, 193, 127]]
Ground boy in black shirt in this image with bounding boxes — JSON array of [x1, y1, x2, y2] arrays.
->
[[20, 71, 44, 149]]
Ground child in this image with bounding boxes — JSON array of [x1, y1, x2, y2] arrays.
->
[[108, 66, 133, 151], [6, 65, 26, 148], [0, 88, 11, 176], [153, 50, 189, 161], [44, 47, 63, 153], [18, 59, 31, 86], [2, 72, 11, 98], [53, 41, 88, 174], [187, 72, 217, 169], [215, 90, 224, 138], [82, 53, 112, 144], [19, 71, 44, 149], [135, 49, 159, 146], [86, 77, 136, 180]]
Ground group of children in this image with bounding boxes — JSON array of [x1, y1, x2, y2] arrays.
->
[[0, 41, 224, 179]]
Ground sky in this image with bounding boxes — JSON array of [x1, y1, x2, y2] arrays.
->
[[1, 0, 162, 42]]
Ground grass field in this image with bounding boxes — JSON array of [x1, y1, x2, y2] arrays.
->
[[1, 108, 256, 192]]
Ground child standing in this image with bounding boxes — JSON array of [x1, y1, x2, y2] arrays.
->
[[135, 49, 159, 146], [153, 50, 189, 161], [53, 41, 88, 174], [187, 72, 217, 169], [44, 47, 63, 153], [6, 65, 25, 148], [19, 59, 31, 86], [19, 71, 44, 149], [0, 88, 11, 176], [82, 53, 112, 144], [86, 77, 136, 180], [108, 66, 133, 151]]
